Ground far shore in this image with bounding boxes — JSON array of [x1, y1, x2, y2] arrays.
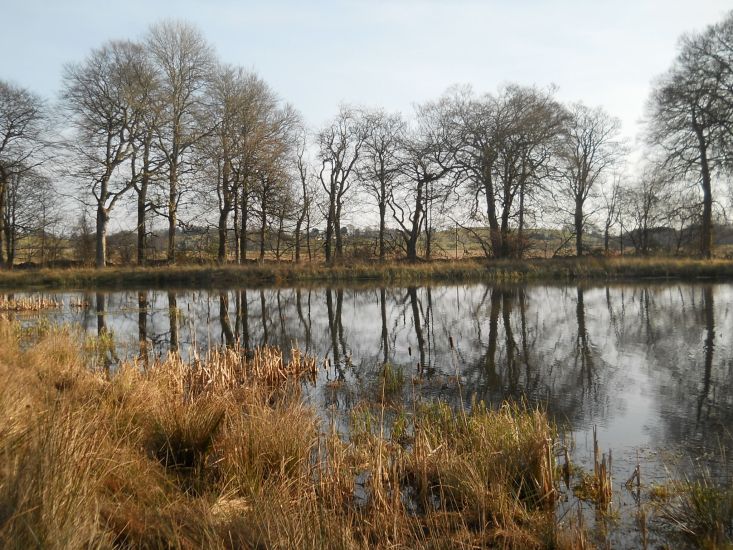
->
[[1, 256, 733, 290]]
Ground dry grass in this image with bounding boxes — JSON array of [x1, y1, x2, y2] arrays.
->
[[0, 296, 60, 311], [0, 319, 589, 549], [572, 427, 613, 510], [3, 256, 733, 291]]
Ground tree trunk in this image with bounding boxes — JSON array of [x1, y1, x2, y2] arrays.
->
[[483, 174, 502, 258], [137, 184, 147, 266], [217, 206, 230, 263], [275, 210, 284, 260], [324, 200, 334, 263], [518, 180, 526, 259], [380, 288, 388, 364], [405, 179, 424, 262], [694, 119, 713, 258], [406, 236, 418, 262], [259, 190, 267, 261], [5, 219, 14, 267], [295, 208, 305, 263], [137, 138, 151, 266], [424, 193, 432, 260], [306, 213, 312, 261], [500, 211, 511, 258], [96, 205, 109, 269], [700, 163, 713, 259], [240, 188, 248, 261], [378, 198, 386, 260], [233, 189, 240, 263], [575, 199, 584, 257], [0, 176, 6, 268], [167, 162, 178, 264], [335, 211, 343, 259]]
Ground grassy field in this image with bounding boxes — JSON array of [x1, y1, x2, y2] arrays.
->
[[2, 257, 733, 290], [0, 319, 589, 549]]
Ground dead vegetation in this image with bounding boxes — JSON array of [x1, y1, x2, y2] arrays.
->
[[0, 295, 60, 311], [0, 318, 593, 549]]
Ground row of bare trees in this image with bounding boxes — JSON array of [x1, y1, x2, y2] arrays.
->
[[59, 23, 301, 268], [314, 86, 624, 261], [1, 14, 733, 268]]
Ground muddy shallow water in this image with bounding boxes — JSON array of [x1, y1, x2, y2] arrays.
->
[[6, 282, 733, 547]]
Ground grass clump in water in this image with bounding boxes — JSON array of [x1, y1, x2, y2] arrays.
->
[[660, 475, 733, 549], [380, 361, 404, 395]]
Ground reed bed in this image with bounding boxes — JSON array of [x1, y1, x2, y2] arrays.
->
[[0, 295, 60, 311], [0, 319, 591, 549]]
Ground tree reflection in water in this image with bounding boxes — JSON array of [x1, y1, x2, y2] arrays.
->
[[28, 282, 733, 467]]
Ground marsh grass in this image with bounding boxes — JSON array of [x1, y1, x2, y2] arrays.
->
[[571, 427, 613, 511], [0, 296, 60, 311], [659, 474, 733, 549], [380, 361, 405, 395], [0, 318, 589, 549]]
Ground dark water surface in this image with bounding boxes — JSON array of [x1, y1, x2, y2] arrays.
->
[[6, 282, 733, 547]]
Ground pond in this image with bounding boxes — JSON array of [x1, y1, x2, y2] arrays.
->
[[4, 282, 733, 547]]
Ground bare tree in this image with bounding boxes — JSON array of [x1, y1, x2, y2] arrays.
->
[[685, 13, 733, 180], [647, 22, 728, 258], [62, 40, 147, 268], [555, 103, 623, 256], [389, 102, 453, 262], [3, 168, 57, 265], [601, 175, 622, 253], [619, 169, 671, 255], [317, 106, 367, 263], [127, 49, 163, 266], [203, 66, 279, 263], [146, 20, 215, 263], [0, 80, 46, 267], [359, 109, 404, 260], [294, 128, 317, 263], [447, 85, 566, 258], [666, 185, 703, 254], [246, 105, 299, 261]]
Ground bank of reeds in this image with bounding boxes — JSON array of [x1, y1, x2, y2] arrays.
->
[[0, 296, 60, 311], [2, 256, 733, 290], [0, 319, 589, 549]]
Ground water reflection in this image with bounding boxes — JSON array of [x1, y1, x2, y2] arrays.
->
[[168, 291, 178, 354], [8, 282, 733, 467]]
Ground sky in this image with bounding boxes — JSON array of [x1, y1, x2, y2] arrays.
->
[[2, 0, 731, 144]]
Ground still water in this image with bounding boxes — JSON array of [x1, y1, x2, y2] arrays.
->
[[6, 282, 733, 545]]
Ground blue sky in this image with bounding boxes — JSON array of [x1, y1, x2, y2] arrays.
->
[[2, 0, 730, 140]]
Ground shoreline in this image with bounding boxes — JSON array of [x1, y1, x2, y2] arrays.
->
[[1, 257, 733, 290]]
